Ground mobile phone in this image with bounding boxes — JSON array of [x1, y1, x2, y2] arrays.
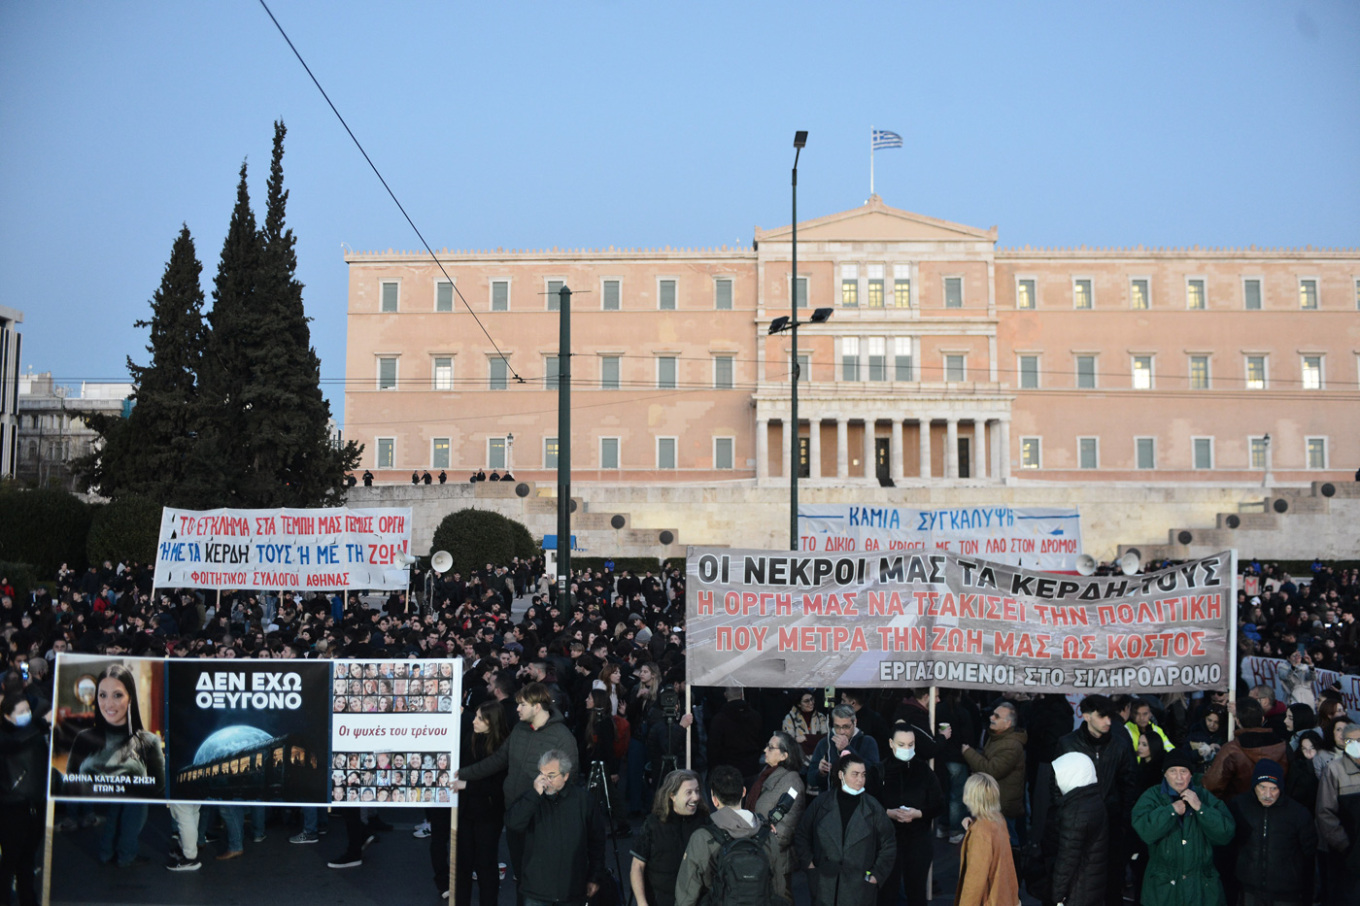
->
[[20, 662, 29, 681]]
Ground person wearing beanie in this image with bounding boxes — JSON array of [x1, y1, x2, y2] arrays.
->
[[1204, 696, 1288, 801], [1043, 752, 1108, 906], [1131, 744, 1234, 906], [1228, 757, 1316, 906]]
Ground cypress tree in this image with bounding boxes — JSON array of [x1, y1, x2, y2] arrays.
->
[[79, 226, 206, 503]]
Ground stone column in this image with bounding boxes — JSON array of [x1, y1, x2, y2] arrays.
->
[[918, 419, 932, 479], [998, 418, 1011, 481], [836, 418, 849, 480], [974, 419, 988, 479], [946, 418, 959, 479], [809, 419, 822, 480], [780, 421, 791, 482], [890, 419, 904, 482], [756, 418, 768, 482]]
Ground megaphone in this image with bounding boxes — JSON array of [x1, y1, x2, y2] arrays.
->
[[1075, 554, 1098, 576], [431, 550, 453, 573], [397, 553, 419, 566], [1118, 551, 1141, 576]]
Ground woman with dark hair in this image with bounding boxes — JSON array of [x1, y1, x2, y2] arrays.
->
[[1185, 704, 1228, 773], [1, 693, 49, 905], [64, 663, 165, 867], [1286, 702, 1318, 748], [781, 690, 830, 758], [630, 769, 707, 906], [450, 700, 509, 906], [749, 730, 807, 900], [879, 724, 944, 906], [1287, 729, 1322, 811]]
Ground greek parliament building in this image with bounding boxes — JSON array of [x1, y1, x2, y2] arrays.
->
[[344, 198, 1360, 560]]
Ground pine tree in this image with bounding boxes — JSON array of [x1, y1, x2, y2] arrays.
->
[[78, 226, 206, 502]]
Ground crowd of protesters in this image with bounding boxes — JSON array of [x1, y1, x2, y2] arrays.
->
[[1, 556, 1359, 906]]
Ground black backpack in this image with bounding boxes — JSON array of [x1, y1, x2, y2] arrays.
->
[[706, 826, 773, 906]]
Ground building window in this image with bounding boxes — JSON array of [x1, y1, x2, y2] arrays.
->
[[1078, 437, 1098, 470], [1074, 279, 1093, 310], [1249, 436, 1268, 470], [1020, 437, 1041, 469], [1302, 355, 1323, 390], [489, 358, 508, 391], [602, 279, 621, 311], [796, 353, 810, 383], [1300, 279, 1319, 310], [658, 279, 677, 311], [487, 437, 506, 469], [944, 276, 963, 309], [1076, 355, 1097, 389], [1017, 279, 1035, 310], [544, 437, 558, 469], [714, 356, 734, 390], [547, 279, 564, 311], [600, 356, 620, 390], [1189, 355, 1210, 391], [1130, 278, 1150, 310], [867, 278, 884, 308], [1243, 278, 1262, 311], [431, 438, 450, 469], [657, 437, 677, 470], [378, 356, 398, 390], [1135, 437, 1156, 470], [841, 264, 859, 307], [893, 276, 911, 308], [380, 281, 399, 313], [1132, 355, 1153, 390], [944, 354, 965, 383], [1187, 278, 1206, 310], [432, 357, 453, 391], [657, 356, 677, 389], [868, 338, 887, 381], [1193, 437, 1213, 470], [1245, 356, 1266, 390], [1018, 355, 1039, 390], [841, 338, 861, 381], [377, 438, 394, 469], [1307, 437, 1328, 470], [893, 337, 913, 381], [600, 437, 620, 470], [545, 355, 560, 390], [714, 278, 733, 311], [714, 437, 734, 470], [491, 280, 509, 312], [795, 276, 809, 309], [1355, 278, 1360, 310], [436, 281, 454, 313]]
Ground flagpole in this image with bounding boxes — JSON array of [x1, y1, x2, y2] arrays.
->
[[869, 126, 875, 197]]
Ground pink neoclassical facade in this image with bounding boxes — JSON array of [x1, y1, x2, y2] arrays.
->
[[344, 198, 1359, 488]]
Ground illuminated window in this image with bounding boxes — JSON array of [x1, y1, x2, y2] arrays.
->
[[1017, 279, 1035, 310], [431, 438, 450, 469], [867, 279, 884, 308], [1189, 356, 1210, 390], [1187, 279, 1206, 310], [433, 356, 453, 391], [1299, 279, 1318, 310], [1074, 279, 1093, 310], [1250, 436, 1268, 470], [1130, 279, 1149, 310], [1302, 355, 1323, 390], [1245, 356, 1266, 390], [1020, 437, 1041, 469], [1132, 356, 1153, 390], [544, 438, 558, 469]]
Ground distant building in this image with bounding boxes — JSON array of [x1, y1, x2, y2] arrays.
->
[[16, 370, 133, 491], [344, 197, 1359, 487], [0, 306, 21, 479]]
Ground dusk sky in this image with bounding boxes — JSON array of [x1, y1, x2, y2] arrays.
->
[[3, 1, 1356, 425]]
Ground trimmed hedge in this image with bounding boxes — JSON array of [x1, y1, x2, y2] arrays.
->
[[430, 508, 537, 576], [0, 487, 92, 578], [87, 495, 163, 567]]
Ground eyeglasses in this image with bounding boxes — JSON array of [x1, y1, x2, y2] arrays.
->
[[540, 772, 562, 781]]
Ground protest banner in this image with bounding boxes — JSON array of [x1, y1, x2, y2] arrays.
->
[[686, 547, 1235, 695], [1241, 654, 1360, 723], [797, 504, 1082, 571], [153, 506, 414, 591], [51, 654, 461, 807], [329, 659, 461, 807]]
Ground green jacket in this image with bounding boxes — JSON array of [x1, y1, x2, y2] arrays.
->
[[1131, 781, 1234, 906]]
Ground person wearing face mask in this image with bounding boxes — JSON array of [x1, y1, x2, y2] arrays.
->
[[1131, 748, 1234, 906], [1, 693, 50, 906], [1316, 724, 1360, 901], [876, 725, 943, 906], [794, 753, 896, 906], [748, 731, 808, 899]]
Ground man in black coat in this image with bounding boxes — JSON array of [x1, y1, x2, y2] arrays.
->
[[1047, 751, 1109, 906], [1049, 694, 1135, 906], [877, 726, 943, 906], [794, 754, 896, 906], [707, 688, 766, 784], [504, 749, 606, 906], [1229, 758, 1317, 906]]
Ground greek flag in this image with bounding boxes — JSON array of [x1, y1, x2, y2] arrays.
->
[[872, 129, 903, 150]]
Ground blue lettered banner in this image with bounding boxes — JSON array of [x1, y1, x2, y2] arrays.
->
[[153, 506, 414, 591], [798, 505, 1081, 571]]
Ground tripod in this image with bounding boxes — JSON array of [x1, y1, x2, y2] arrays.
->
[[587, 760, 631, 906], [658, 715, 679, 778]]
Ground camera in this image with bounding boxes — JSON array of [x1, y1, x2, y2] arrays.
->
[[761, 787, 800, 830], [659, 688, 680, 721]]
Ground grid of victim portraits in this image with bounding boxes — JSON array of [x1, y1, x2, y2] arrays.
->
[[330, 661, 456, 805]]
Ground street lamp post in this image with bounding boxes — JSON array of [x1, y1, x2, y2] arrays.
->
[[790, 130, 807, 552]]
